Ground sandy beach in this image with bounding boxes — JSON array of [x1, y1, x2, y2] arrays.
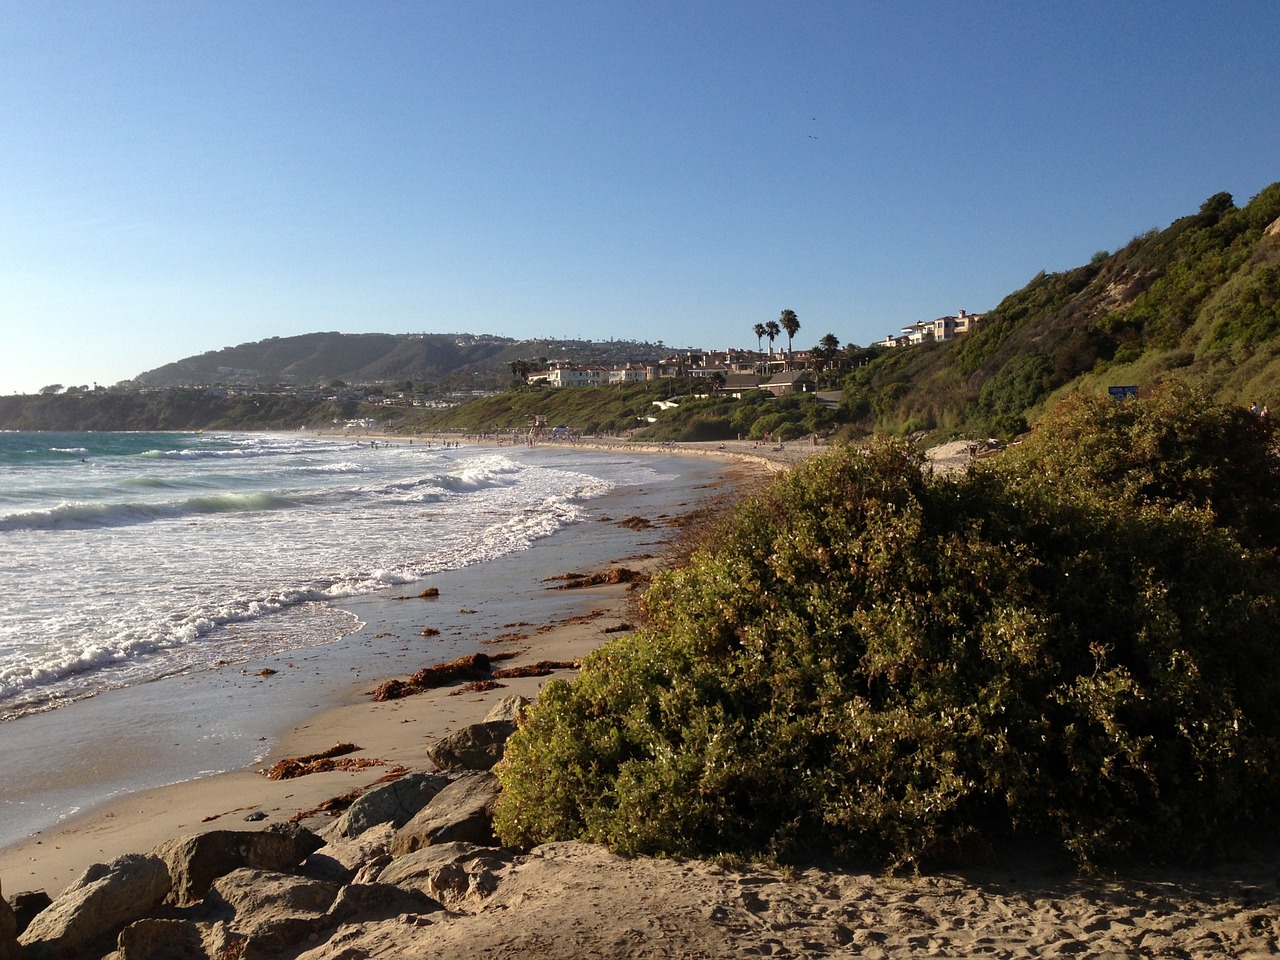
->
[[5, 439, 1280, 958]]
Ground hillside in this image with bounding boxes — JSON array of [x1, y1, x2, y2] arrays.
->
[[133, 333, 667, 390], [838, 182, 1280, 437]]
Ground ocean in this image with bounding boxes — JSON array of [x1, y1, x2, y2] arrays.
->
[[0, 430, 722, 846]]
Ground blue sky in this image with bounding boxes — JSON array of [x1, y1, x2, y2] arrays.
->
[[2, 1, 1278, 393]]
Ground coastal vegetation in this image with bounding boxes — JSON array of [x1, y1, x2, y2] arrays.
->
[[494, 383, 1280, 869]]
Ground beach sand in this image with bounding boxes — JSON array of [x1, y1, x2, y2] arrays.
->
[[5, 440, 1279, 958]]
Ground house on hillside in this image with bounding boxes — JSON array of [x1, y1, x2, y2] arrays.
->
[[760, 370, 816, 396], [882, 309, 984, 348], [723, 373, 763, 396]]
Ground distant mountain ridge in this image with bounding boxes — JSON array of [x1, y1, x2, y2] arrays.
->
[[134, 332, 668, 388]]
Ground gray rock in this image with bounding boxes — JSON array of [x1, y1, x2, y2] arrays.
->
[[390, 772, 502, 856], [202, 868, 340, 960], [204, 867, 339, 919], [116, 918, 206, 960], [154, 825, 324, 906], [325, 883, 442, 924], [483, 694, 530, 722], [426, 720, 516, 771], [303, 822, 397, 885], [0, 887, 18, 960], [375, 841, 513, 909], [9, 889, 53, 937], [19, 853, 171, 960], [327, 773, 452, 840]]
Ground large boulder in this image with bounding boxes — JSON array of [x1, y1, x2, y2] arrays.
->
[[374, 841, 513, 910], [483, 694, 530, 723], [19, 853, 171, 960], [425, 720, 516, 771], [0, 880, 18, 960], [154, 824, 325, 906], [9, 889, 53, 938], [303, 822, 397, 885], [391, 772, 501, 855], [325, 883, 442, 924], [325, 772, 452, 840], [201, 867, 340, 960], [115, 918, 206, 960]]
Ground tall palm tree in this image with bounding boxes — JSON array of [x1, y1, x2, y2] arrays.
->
[[779, 309, 800, 356], [765, 320, 781, 357], [753, 322, 766, 356], [811, 333, 842, 384]]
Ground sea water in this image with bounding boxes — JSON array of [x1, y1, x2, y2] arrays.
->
[[0, 430, 670, 721], [0, 430, 721, 847]]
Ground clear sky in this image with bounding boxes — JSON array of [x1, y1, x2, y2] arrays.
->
[[2, 1, 1278, 394]]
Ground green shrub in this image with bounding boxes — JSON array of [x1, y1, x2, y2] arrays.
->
[[496, 389, 1280, 870]]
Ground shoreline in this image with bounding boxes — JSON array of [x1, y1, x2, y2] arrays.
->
[[0, 445, 767, 896]]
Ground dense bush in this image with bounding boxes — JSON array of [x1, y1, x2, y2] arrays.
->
[[495, 384, 1280, 869]]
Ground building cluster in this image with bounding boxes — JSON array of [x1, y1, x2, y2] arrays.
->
[[526, 309, 983, 394], [526, 347, 825, 396], [876, 310, 983, 349]]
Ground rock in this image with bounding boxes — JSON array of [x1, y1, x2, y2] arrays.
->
[[351, 854, 393, 886], [0, 889, 17, 960], [375, 842, 513, 910], [10, 890, 54, 937], [326, 772, 452, 840], [304, 823, 397, 885], [19, 853, 171, 960], [483, 694, 530, 722], [425, 720, 516, 771], [115, 918, 206, 960], [390, 772, 501, 856], [202, 868, 339, 959], [204, 866, 339, 920], [154, 825, 325, 906], [325, 883, 442, 924]]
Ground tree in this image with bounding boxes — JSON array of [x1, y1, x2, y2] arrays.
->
[[808, 343, 831, 378], [39, 384, 63, 395], [819, 332, 840, 356], [753, 323, 766, 355], [779, 309, 801, 355], [765, 320, 781, 357], [508, 359, 531, 385]]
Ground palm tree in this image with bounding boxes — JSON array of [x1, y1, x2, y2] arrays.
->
[[765, 320, 781, 357], [508, 358, 531, 385], [779, 309, 800, 356], [810, 333, 842, 384], [753, 322, 766, 356]]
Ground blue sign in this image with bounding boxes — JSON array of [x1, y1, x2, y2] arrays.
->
[[1108, 385, 1139, 399]]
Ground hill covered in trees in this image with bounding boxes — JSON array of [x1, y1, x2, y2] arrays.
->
[[131, 333, 667, 391]]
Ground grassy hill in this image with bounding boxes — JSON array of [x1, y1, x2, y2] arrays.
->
[[836, 183, 1280, 438], [133, 332, 668, 392]]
